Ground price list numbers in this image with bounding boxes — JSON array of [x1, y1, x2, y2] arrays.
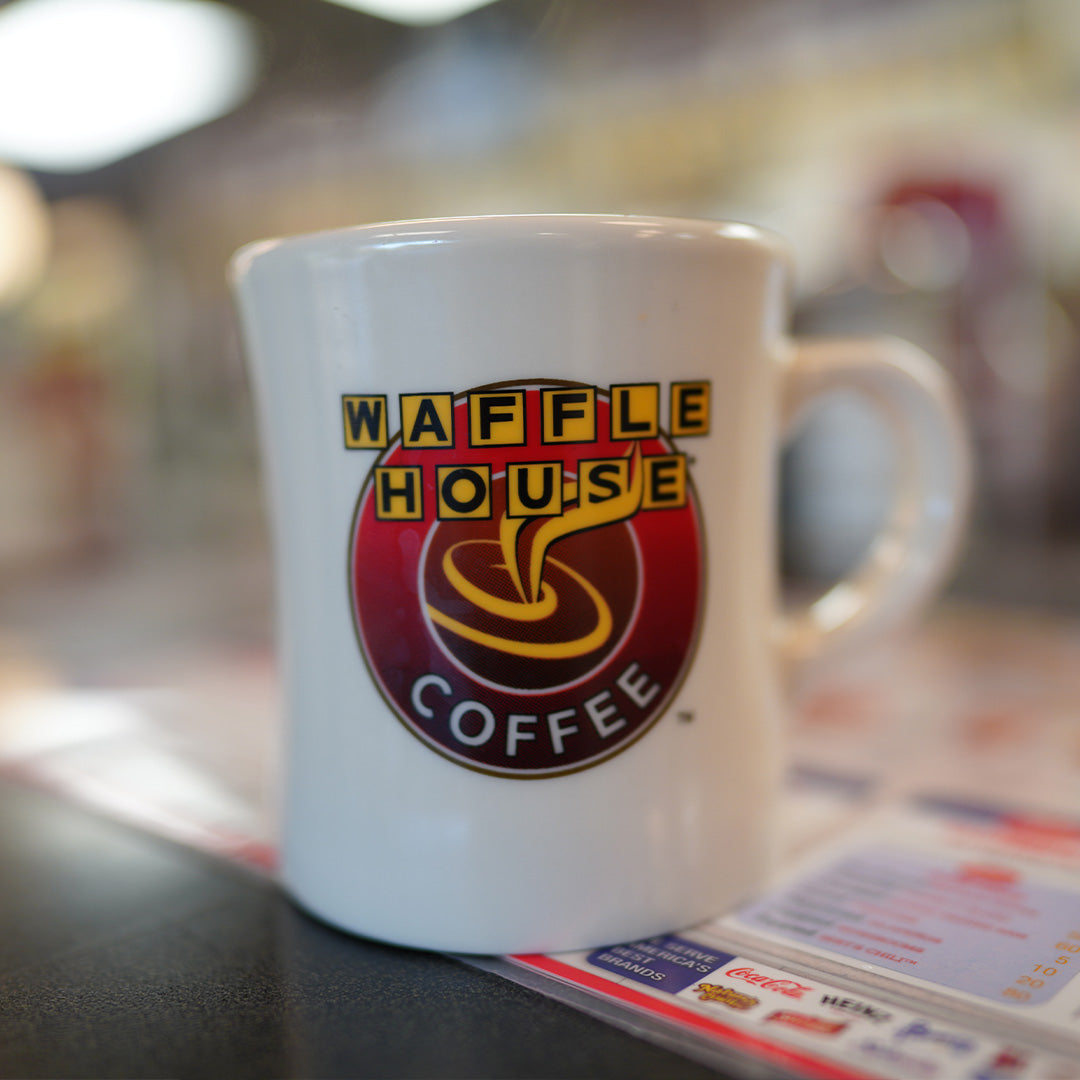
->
[[1002, 931, 1080, 1003]]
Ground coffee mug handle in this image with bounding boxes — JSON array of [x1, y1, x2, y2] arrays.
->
[[777, 336, 973, 675]]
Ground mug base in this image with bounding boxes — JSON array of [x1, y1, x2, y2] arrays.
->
[[281, 876, 721, 957]]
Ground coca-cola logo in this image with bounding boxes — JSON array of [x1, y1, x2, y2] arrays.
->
[[724, 967, 814, 1000]]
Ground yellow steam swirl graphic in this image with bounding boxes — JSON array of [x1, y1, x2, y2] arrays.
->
[[427, 443, 643, 660]]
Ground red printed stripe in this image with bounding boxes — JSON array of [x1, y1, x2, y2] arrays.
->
[[1002, 813, 1080, 842], [513, 954, 879, 1080]]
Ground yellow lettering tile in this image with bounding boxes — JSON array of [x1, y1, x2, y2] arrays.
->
[[469, 392, 526, 447], [400, 393, 454, 448], [610, 384, 659, 440], [343, 395, 388, 449], [437, 465, 492, 519], [671, 382, 710, 436], [374, 466, 423, 520], [577, 457, 632, 507], [541, 387, 595, 444], [507, 462, 563, 518], [641, 454, 687, 510]]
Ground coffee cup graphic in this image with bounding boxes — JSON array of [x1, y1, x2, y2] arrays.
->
[[423, 443, 643, 691]]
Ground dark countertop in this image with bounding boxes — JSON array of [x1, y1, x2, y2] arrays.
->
[[0, 779, 732, 1079]]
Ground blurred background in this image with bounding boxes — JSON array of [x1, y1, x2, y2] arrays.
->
[[2, 0, 1080, 699]]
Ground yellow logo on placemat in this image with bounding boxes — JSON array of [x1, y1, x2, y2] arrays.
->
[[693, 983, 759, 1010]]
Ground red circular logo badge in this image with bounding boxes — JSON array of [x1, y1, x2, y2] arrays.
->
[[348, 381, 704, 777]]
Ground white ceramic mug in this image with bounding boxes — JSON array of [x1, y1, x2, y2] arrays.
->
[[231, 215, 970, 954]]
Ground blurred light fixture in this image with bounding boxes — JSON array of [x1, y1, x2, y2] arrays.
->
[[0, 165, 49, 307], [0, 0, 257, 173], [324, 0, 498, 27]]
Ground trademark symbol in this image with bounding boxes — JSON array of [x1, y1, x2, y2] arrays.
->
[[677, 710, 695, 723]]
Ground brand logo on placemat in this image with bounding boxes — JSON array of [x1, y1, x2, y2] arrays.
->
[[819, 993, 892, 1024], [345, 381, 707, 777], [724, 967, 814, 999], [766, 1011, 847, 1035], [692, 983, 759, 1010]]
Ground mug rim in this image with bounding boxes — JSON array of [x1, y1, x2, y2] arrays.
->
[[229, 212, 789, 282]]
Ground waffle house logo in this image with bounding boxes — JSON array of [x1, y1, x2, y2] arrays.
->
[[346, 380, 706, 777]]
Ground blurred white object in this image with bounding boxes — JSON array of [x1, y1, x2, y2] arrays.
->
[[0, 690, 145, 758], [324, 0, 498, 26], [0, 0, 257, 172]]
